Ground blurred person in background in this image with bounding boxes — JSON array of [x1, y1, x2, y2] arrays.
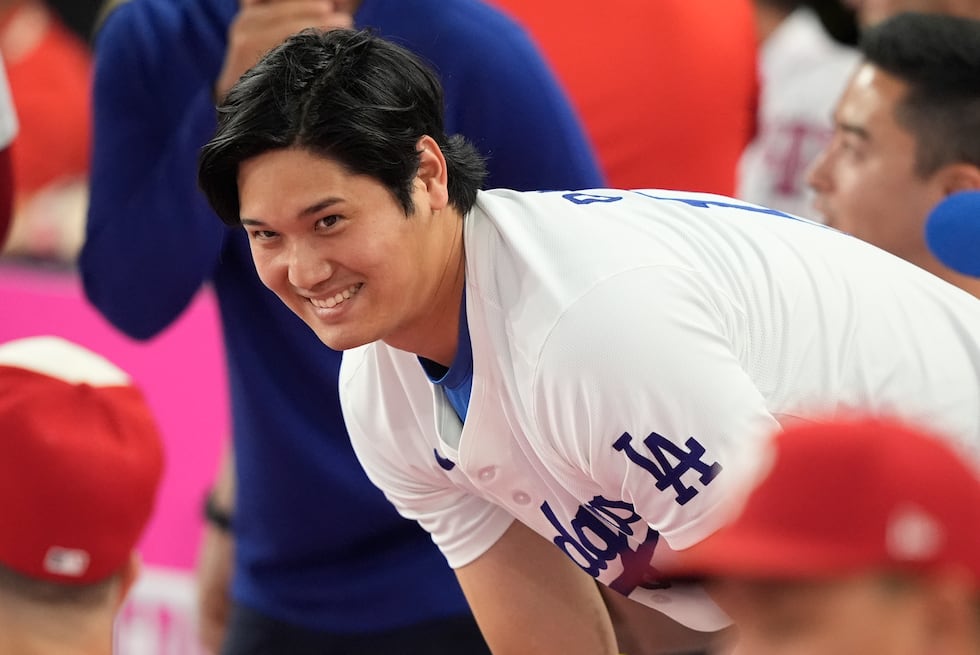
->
[[0, 55, 16, 249], [44, 0, 103, 40], [0, 336, 164, 655], [807, 12, 980, 296], [486, 0, 757, 194], [80, 1, 603, 654], [846, 0, 980, 24], [0, 0, 91, 262], [737, 0, 859, 219], [669, 416, 980, 655]]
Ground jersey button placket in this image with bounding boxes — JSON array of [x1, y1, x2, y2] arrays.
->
[[476, 465, 497, 482]]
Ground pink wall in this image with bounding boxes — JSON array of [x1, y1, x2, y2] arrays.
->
[[0, 262, 229, 570]]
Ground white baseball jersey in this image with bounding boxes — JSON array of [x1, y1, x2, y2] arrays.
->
[[737, 7, 858, 220], [340, 188, 980, 630], [0, 56, 16, 150]]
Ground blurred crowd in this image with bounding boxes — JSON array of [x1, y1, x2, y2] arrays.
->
[[0, 0, 818, 265], [1, 2, 980, 655]]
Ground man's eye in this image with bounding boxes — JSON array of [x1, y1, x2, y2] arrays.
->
[[250, 230, 278, 240], [317, 215, 341, 229], [839, 137, 864, 157]]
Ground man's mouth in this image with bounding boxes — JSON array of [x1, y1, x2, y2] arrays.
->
[[309, 283, 363, 309]]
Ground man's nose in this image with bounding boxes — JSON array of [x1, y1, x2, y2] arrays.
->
[[806, 147, 834, 194], [287, 240, 332, 291]]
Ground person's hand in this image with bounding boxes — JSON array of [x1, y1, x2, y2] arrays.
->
[[196, 523, 235, 654], [215, 0, 354, 100]]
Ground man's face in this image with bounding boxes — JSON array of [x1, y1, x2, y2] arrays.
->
[[807, 63, 946, 269], [237, 147, 454, 353], [709, 575, 935, 655]]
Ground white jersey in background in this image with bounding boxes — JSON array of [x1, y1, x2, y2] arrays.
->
[[341, 188, 980, 631], [0, 56, 16, 149], [0, 54, 17, 246], [738, 7, 859, 220]]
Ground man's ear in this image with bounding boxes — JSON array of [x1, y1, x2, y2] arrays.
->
[[938, 162, 980, 196], [917, 569, 978, 648], [113, 552, 142, 612], [416, 135, 450, 212]]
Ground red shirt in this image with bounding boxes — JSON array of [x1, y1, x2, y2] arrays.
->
[[486, 1, 758, 194], [1, 2, 91, 198]]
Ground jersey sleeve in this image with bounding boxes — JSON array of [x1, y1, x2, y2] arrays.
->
[[79, 3, 229, 339], [340, 345, 515, 568], [530, 265, 780, 551]]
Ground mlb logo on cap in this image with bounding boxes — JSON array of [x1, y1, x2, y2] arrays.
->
[[0, 336, 164, 584], [44, 547, 91, 578]]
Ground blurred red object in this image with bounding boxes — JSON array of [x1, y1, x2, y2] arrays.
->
[[0, 0, 91, 199], [0, 55, 15, 249]]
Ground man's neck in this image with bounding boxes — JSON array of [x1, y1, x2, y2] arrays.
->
[[0, 607, 115, 655], [943, 270, 980, 301], [382, 208, 466, 367]]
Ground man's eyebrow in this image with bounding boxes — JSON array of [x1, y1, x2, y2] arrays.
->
[[298, 197, 344, 218], [240, 197, 345, 226]]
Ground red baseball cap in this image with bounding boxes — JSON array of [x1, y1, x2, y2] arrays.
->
[[0, 336, 164, 585], [669, 417, 980, 586]]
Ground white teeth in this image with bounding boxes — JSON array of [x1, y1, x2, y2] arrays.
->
[[309, 283, 361, 309]]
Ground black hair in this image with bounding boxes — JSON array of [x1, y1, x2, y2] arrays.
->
[[198, 28, 487, 226], [860, 12, 980, 176]]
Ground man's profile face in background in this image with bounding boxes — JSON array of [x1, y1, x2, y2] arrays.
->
[[807, 63, 945, 270]]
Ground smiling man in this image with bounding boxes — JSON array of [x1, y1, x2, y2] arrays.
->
[[807, 13, 980, 295], [199, 28, 980, 655], [238, 144, 470, 361], [81, 1, 604, 653]]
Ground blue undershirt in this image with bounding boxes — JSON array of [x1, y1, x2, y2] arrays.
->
[[420, 296, 473, 425]]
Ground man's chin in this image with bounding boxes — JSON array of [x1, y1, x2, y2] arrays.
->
[[288, 306, 363, 351], [816, 210, 838, 231], [311, 328, 372, 353]]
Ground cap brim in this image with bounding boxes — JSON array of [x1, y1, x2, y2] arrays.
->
[[665, 528, 876, 582]]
